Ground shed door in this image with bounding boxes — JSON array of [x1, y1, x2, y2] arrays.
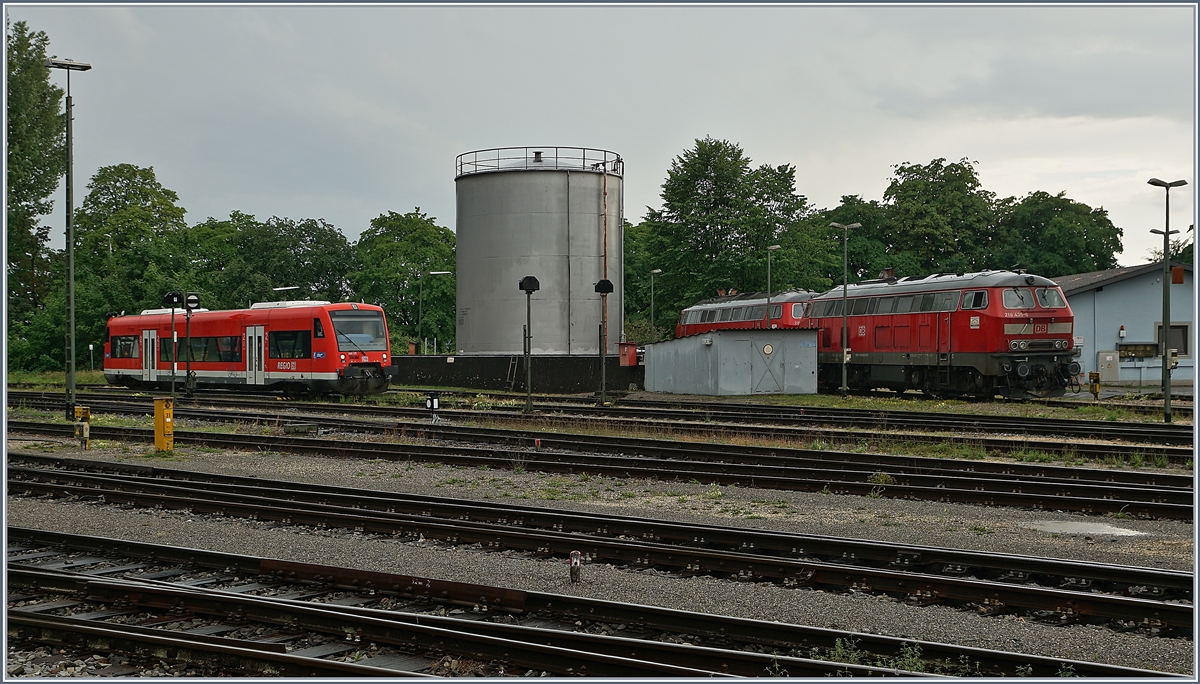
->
[[246, 325, 265, 385], [140, 330, 157, 382], [752, 340, 783, 394]]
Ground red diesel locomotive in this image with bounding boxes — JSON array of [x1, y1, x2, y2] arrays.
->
[[104, 301, 396, 395], [675, 289, 818, 338], [675, 271, 1082, 398]]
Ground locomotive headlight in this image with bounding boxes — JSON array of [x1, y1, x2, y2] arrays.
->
[[383, 353, 388, 362], [340, 353, 346, 362], [1055, 339, 1067, 349], [1009, 340, 1019, 351], [1016, 340, 1028, 351]]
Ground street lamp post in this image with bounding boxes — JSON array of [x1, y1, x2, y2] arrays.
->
[[419, 271, 452, 355], [1148, 178, 1187, 423], [519, 276, 540, 413], [46, 57, 92, 421], [649, 269, 662, 338], [829, 222, 860, 397], [765, 245, 781, 326]]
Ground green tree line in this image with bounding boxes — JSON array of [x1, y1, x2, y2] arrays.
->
[[624, 137, 1132, 344]]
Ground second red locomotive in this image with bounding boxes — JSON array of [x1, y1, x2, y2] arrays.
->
[[104, 301, 396, 395]]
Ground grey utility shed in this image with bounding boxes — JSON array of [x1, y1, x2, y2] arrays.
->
[[644, 329, 818, 395]]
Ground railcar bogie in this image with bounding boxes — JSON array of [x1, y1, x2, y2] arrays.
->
[[103, 301, 396, 396]]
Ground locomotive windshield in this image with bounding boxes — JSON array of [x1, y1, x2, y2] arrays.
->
[[1035, 288, 1067, 309], [329, 310, 389, 351], [1002, 288, 1036, 309]]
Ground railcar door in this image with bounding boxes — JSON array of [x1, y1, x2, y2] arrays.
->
[[140, 330, 157, 382], [245, 325, 265, 385]]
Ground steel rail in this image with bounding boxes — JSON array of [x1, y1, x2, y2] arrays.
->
[[9, 469, 1192, 630], [7, 424, 1192, 519], [10, 453, 1192, 597], [7, 529, 1183, 678], [13, 390, 1192, 461], [7, 611, 431, 677]]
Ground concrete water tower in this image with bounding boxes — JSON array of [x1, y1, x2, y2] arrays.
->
[[454, 146, 624, 356]]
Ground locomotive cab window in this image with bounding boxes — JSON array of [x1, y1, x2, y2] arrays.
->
[[269, 330, 312, 359], [791, 303, 805, 319], [314, 318, 326, 338], [1035, 288, 1066, 309], [962, 291, 988, 310], [770, 304, 783, 320], [1002, 288, 1036, 309], [111, 336, 139, 358], [329, 309, 389, 351]]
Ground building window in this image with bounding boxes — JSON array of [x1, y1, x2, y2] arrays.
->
[[1156, 323, 1191, 358]]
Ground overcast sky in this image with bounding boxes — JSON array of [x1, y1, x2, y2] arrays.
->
[[11, 4, 1196, 268]]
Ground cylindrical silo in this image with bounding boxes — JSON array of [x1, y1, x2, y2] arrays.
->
[[455, 147, 624, 356]]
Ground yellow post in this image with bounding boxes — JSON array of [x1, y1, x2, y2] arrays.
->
[[154, 397, 174, 451], [73, 405, 91, 450]]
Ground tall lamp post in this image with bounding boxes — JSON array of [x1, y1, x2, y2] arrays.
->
[[1148, 178, 1186, 423], [46, 57, 92, 421], [829, 222, 860, 397], [418, 271, 452, 355], [519, 276, 540, 413], [649, 269, 662, 338], [765, 245, 781, 326]]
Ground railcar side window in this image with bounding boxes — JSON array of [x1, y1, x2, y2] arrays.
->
[[894, 296, 914, 313], [269, 331, 312, 359], [961, 291, 988, 310], [1002, 288, 1036, 309], [748, 305, 767, 320], [688, 311, 701, 324], [917, 294, 936, 312], [718, 308, 732, 322], [936, 292, 959, 311], [770, 304, 782, 320], [1035, 288, 1066, 308], [314, 318, 325, 338], [729, 307, 745, 321], [176, 336, 242, 362], [866, 298, 878, 314], [851, 298, 869, 315], [111, 336, 139, 358], [877, 297, 896, 314]]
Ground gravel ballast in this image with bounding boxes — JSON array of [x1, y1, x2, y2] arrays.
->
[[5, 434, 1195, 675]]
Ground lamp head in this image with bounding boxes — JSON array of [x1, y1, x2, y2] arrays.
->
[[428, 271, 452, 276], [1148, 178, 1188, 188], [45, 58, 92, 71], [650, 269, 662, 274], [519, 275, 540, 293], [767, 244, 782, 251]]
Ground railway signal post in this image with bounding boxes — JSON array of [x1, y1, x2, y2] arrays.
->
[[163, 291, 182, 401], [520, 276, 540, 413], [185, 293, 201, 395], [830, 222, 861, 397], [596, 279, 614, 405]]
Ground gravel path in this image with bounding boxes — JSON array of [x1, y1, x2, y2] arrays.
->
[[5, 434, 1195, 675]]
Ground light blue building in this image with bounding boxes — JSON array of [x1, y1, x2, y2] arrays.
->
[[1054, 262, 1193, 385]]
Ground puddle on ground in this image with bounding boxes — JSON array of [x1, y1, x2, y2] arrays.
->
[[1028, 521, 1146, 537]]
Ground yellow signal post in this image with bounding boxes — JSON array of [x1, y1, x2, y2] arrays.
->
[[154, 397, 174, 452], [73, 405, 91, 450]]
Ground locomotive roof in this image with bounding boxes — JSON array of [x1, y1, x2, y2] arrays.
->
[[114, 301, 382, 321], [686, 289, 816, 310], [810, 271, 1059, 300]]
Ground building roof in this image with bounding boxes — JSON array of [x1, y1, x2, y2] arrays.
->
[[1052, 262, 1192, 297]]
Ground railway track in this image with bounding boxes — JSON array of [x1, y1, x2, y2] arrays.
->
[[7, 454, 1193, 634], [7, 411, 1193, 519], [12, 529, 1177, 677], [10, 390, 1195, 464], [25, 387, 1196, 445]]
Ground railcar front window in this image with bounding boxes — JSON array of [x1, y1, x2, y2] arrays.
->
[[1035, 288, 1066, 309], [329, 310, 389, 351], [1003, 288, 1036, 309]]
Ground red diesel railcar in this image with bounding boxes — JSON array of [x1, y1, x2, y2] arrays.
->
[[808, 271, 1081, 398], [104, 301, 396, 395]]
